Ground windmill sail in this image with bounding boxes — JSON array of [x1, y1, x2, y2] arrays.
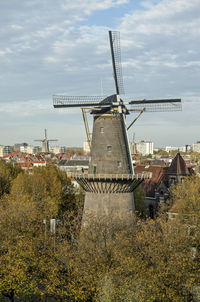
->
[[53, 31, 182, 115], [53, 95, 106, 108], [109, 31, 125, 96], [129, 98, 182, 112]]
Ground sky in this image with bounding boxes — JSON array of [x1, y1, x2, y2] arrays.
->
[[0, 0, 200, 148]]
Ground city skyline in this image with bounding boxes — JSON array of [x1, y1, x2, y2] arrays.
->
[[0, 137, 198, 151], [0, 0, 199, 146]]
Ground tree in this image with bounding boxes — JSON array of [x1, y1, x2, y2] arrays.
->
[[169, 175, 200, 256], [1, 168, 199, 301], [190, 152, 200, 163], [134, 184, 146, 218], [153, 149, 169, 156], [0, 199, 62, 301], [7, 165, 82, 218], [0, 160, 22, 198]]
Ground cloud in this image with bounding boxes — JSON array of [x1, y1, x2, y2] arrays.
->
[[0, 47, 13, 56], [0, 100, 52, 117], [61, 0, 129, 15], [10, 24, 23, 31]]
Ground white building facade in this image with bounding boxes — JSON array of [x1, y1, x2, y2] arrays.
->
[[83, 141, 90, 154], [50, 146, 61, 154], [193, 142, 200, 153], [165, 146, 178, 153], [136, 141, 154, 156]]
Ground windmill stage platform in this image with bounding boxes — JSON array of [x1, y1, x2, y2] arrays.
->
[[67, 172, 151, 194]]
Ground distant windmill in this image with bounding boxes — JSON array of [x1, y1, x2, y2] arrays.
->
[[53, 31, 181, 222], [131, 133, 137, 155], [34, 129, 58, 153]]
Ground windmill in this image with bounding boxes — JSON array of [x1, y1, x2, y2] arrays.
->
[[34, 129, 58, 153], [53, 31, 181, 222], [131, 133, 137, 155]]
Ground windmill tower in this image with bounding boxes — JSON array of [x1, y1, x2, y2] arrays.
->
[[34, 129, 58, 153], [53, 31, 181, 222]]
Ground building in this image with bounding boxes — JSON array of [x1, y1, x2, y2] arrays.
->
[[20, 145, 29, 153], [26, 146, 34, 154], [49, 146, 61, 154], [60, 146, 67, 153], [71, 154, 90, 161], [2, 151, 52, 170], [14, 143, 28, 151], [134, 152, 193, 218], [59, 159, 89, 173], [167, 152, 192, 185], [18, 145, 38, 154], [165, 146, 178, 153], [136, 141, 154, 156], [0, 145, 4, 157], [32, 161, 50, 167], [33, 146, 41, 154], [83, 141, 90, 154], [130, 142, 137, 155], [193, 141, 200, 153], [3, 146, 14, 156], [165, 145, 192, 153], [179, 145, 191, 152]]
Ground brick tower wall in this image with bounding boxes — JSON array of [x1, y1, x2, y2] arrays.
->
[[83, 112, 135, 222], [88, 113, 133, 175]]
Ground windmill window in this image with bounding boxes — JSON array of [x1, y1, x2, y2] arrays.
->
[[107, 146, 112, 152], [171, 177, 176, 184], [100, 127, 104, 133], [117, 161, 121, 167]]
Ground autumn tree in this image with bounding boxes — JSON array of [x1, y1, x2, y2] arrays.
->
[[0, 160, 21, 198], [190, 151, 200, 163], [7, 165, 83, 218], [1, 166, 200, 301], [169, 175, 200, 256], [62, 215, 199, 301], [134, 184, 146, 218], [0, 198, 64, 301], [153, 149, 169, 156]]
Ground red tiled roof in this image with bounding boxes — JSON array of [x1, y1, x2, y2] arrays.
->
[[132, 155, 140, 160], [33, 161, 51, 164], [3, 151, 21, 158], [134, 165, 168, 197], [17, 162, 33, 168], [57, 153, 72, 159], [3, 151, 34, 160]]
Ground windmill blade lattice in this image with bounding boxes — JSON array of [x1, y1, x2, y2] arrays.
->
[[109, 31, 125, 96], [53, 95, 107, 108], [129, 98, 182, 112]]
